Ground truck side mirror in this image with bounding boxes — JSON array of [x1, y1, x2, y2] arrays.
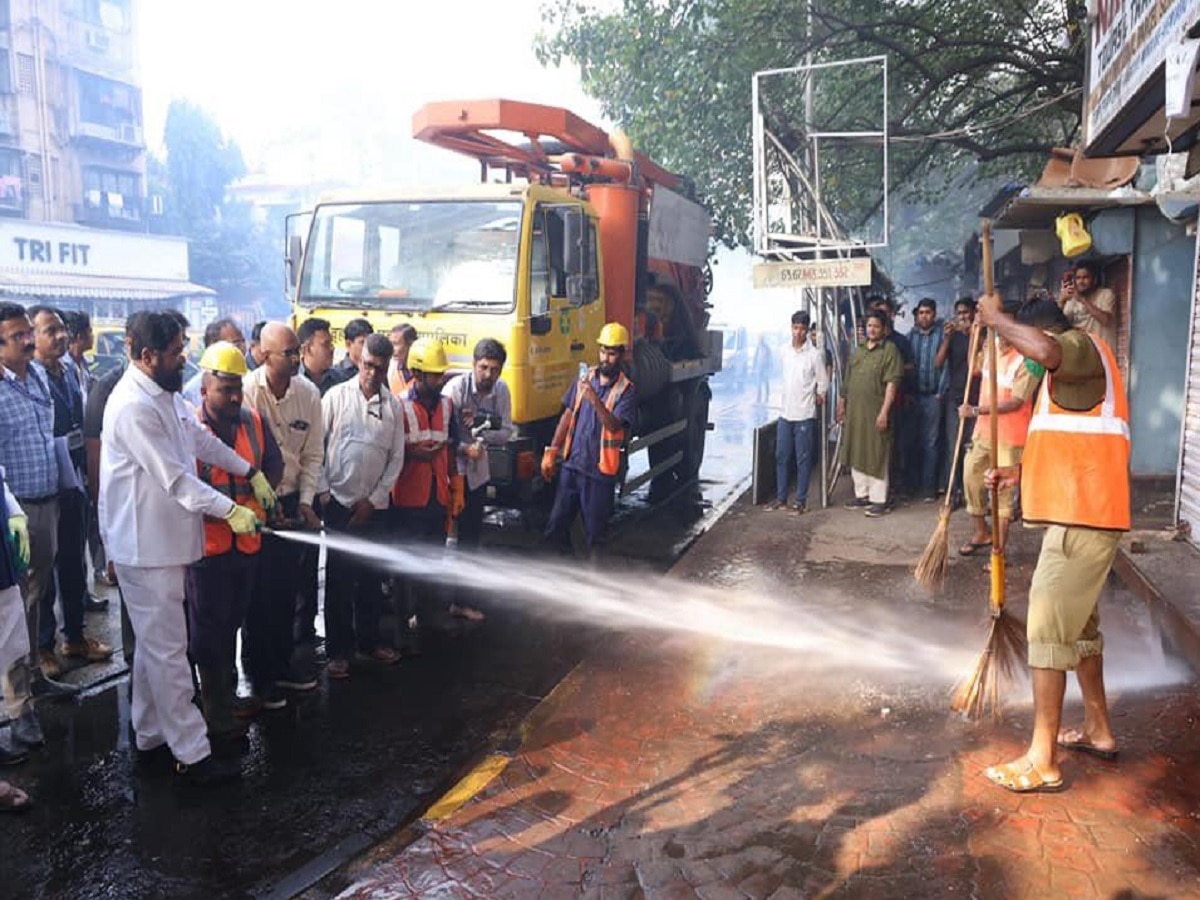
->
[[285, 234, 303, 289], [563, 208, 590, 306]]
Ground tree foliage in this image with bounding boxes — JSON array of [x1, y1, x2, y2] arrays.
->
[[537, 0, 1085, 256], [160, 101, 280, 307]]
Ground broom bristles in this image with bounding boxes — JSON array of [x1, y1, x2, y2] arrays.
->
[[951, 610, 1027, 719], [913, 507, 952, 589]]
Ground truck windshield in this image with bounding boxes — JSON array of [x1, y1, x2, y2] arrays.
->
[[298, 200, 522, 311]]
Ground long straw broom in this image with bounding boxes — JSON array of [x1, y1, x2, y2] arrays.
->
[[913, 317, 983, 588], [951, 221, 1028, 719]]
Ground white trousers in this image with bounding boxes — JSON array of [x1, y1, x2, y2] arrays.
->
[[850, 466, 889, 504], [114, 563, 210, 765], [0, 584, 30, 718]]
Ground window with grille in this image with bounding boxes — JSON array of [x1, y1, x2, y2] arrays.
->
[[16, 54, 34, 95], [26, 156, 41, 185]]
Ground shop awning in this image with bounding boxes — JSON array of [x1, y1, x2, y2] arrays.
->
[[986, 186, 1153, 230], [0, 271, 215, 302]]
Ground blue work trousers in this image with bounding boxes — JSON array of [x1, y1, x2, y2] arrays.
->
[[912, 394, 942, 494], [775, 418, 816, 505], [544, 467, 616, 549]]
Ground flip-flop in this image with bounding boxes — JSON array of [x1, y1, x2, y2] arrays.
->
[[959, 540, 992, 557], [0, 780, 32, 813], [1058, 730, 1119, 761], [984, 758, 1065, 794]]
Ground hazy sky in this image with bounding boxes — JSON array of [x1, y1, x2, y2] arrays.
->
[[138, 0, 787, 326], [140, 1, 606, 185]]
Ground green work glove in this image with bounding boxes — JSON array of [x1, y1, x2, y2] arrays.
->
[[225, 504, 262, 535], [1024, 359, 1046, 379], [248, 469, 277, 512], [8, 514, 29, 571]]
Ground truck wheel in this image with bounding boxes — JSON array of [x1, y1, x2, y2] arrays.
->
[[678, 381, 711, 482]]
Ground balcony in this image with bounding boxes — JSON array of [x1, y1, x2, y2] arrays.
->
[[74, 119, 143, 148], [0, 174, 23, 216], [75, 192, 143, 231]]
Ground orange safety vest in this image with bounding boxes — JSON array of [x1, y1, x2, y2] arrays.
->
[[389, 365, 413, 397], [976, 347, 1034, 450], [559, 370, 631, 477], [1021, 334, 1130, 531], [392, 395, 453, 509], [197, 406, 266, 555]]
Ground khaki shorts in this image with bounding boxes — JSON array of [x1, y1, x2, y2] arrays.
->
[[963, 441, 1022, 518], [1026, 525, 1121, 670]]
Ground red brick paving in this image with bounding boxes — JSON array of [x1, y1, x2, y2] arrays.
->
[[332, 500, 1200, 899]]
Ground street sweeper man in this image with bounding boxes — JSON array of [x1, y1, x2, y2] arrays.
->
[[977, 296, 1129, 794]]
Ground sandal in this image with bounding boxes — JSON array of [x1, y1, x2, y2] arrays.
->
[[1058, 728, 1119, 761], [959, 539, 991, 557], [448, 603, 485, 622], [0, 780, 32, 813], [984, 758, 1065, 794], [368, 647, 400, 665], [327, 659, 351, 680]]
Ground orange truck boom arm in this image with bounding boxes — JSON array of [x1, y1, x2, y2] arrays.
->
[[411, 98, 682, 189]]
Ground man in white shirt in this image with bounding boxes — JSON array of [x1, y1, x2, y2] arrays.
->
[[241, 323, 324, 708], [100, 311, 275, 785], [768, 311, 829, 513], [319, 334, 405, 679]]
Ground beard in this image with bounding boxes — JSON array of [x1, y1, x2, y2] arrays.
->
[[154, 364, 185, 393], [598, 361, 620, 378]]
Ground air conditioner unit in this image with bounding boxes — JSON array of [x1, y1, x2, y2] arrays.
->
[[86, 30, 110, 51]]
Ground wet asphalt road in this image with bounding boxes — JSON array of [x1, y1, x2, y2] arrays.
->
[[0, 375, 761, 900]]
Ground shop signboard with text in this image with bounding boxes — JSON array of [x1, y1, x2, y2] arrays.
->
[[0, 221, 189, 281], [1085, 0, 1200, 150]]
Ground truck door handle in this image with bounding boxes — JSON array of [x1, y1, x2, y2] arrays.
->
[[570, 341, 585, 352]]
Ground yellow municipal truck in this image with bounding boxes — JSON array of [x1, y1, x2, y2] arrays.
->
[[288, 99, 721, 505]]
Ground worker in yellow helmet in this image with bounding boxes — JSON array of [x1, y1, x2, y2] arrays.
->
[[389, 338, 464, 652], [185, 342, 283, 739], [541, 322, 638, 552]]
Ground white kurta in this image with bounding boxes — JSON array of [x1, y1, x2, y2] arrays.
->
[[98, 365, 255, 763], [99, 365, 249, 568], [320, 379, 405, 510]]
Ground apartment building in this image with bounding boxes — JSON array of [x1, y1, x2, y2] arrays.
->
[[0, 0, 209, 320]]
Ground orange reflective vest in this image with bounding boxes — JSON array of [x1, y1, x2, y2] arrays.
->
[[560, 371, 631, 478], [1021, 334, 1130, 531], [197, 407, 266, 555], [389, 365, 413, 398], [392, 395, 453, 509], [976, 347, 1034, 450]]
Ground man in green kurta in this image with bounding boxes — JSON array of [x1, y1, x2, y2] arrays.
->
[[837, 310, 903, 517]]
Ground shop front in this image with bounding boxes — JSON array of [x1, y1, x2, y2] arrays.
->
[[0, 220, 213, 324]]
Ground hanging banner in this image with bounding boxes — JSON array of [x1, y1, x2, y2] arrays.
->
[[752, 257, 872, 289]]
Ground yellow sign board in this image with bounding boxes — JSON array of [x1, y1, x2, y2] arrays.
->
[[753, 258, 872, 289]]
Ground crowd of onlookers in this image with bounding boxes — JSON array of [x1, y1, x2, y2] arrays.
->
[[770, 261, 1117, 519], [1, 304, 514, 796]]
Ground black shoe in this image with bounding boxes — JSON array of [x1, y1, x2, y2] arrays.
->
[[174, 754, 241, 786], [256, 687, 287, 711], [865, 503, 891, 518], [843, 497, 870, 510], [0, 742, 29, 766], [10, 709, 44, 748], [30, 675, 81, 700], [82, 595, 109, 612], [134, 743, 175, 772], [791, 502, 807, 514]]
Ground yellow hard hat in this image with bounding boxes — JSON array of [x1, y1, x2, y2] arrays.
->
[[597, 322, 630, 349], [199, 340, 248, 377], [409, 337, 449, 374]]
